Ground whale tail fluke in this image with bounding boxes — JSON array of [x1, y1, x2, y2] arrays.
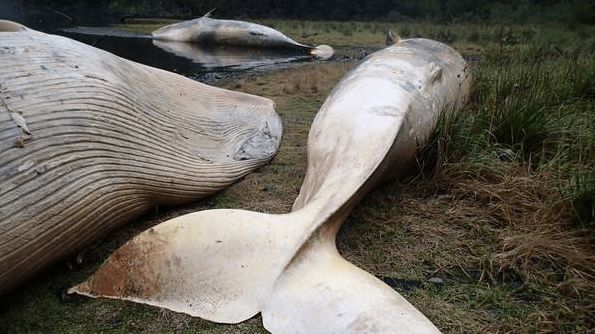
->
[[69, 207, 441, 333], [68, 209, 307, 324], [310, 44, 334, 60], [261, 232, 443, 334]]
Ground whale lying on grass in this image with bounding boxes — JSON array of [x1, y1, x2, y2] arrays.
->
[[70, 30, 470, 333], [0, 20, 282, 296], [152, 10, 334, 59]]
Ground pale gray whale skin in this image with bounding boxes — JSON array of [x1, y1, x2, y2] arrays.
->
[[152, 10, 334, 59], [0, 19, 282, 296]]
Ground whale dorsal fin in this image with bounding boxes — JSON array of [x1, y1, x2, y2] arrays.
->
[[386, 29, 401, 45], [203, 7, 219, 18]]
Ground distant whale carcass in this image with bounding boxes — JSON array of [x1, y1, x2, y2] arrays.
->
[[151, 10, 334, 59]]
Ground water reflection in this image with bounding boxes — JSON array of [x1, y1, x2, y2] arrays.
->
[[153, 40, 309, 70], [57, 26, 314, 83]]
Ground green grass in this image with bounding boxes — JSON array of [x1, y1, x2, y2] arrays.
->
[[403, 25, 595, 332], [115, 17, 595, 56], [441, 39, 595, 221], [1, 20, 594, 334]]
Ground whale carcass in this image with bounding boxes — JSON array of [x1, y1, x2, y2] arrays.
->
[[70, 31, 470, 333], [152, 10, 334, 59], [0, 20, 282, 296]]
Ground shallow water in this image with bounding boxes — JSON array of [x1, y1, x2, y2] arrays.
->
[[55, 26, 320, 84], [0, 2, 319, 83]]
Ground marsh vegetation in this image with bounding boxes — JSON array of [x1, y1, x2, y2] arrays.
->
[[1, 20, 594, 334]]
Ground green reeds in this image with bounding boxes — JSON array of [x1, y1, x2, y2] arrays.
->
[[428, 39, 594, 207]]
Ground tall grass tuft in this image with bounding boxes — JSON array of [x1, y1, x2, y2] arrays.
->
[[416, 34, 595, 308], [438, 41, 595, 173], [404, 36, 595, 332]]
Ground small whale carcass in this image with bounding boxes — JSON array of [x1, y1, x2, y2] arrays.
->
[[152, 10, 334, 59]]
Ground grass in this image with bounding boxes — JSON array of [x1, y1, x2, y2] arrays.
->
[[114, 18, 595, 56], [1, 19, 594, 333]]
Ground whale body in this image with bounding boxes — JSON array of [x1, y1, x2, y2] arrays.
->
[[0, 20, 282, 296], [152, 11, 334, 59]]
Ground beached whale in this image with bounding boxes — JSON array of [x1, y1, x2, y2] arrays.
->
[[0, 20, 282, 296], [151, 10, 334, 59], [70, 31, 470, 333]]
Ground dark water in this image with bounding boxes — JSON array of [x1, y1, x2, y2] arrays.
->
[[55, 26, 315, 84], [0, 0, 322, 85], [0, 0, 363, 84]]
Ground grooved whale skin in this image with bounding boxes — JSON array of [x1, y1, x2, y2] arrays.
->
[[0, 20, 282, 296]]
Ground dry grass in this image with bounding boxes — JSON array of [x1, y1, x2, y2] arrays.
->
[[336, 162, 595, 333], [450, 166, 594, 289], [223, 61, 355, 101]]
